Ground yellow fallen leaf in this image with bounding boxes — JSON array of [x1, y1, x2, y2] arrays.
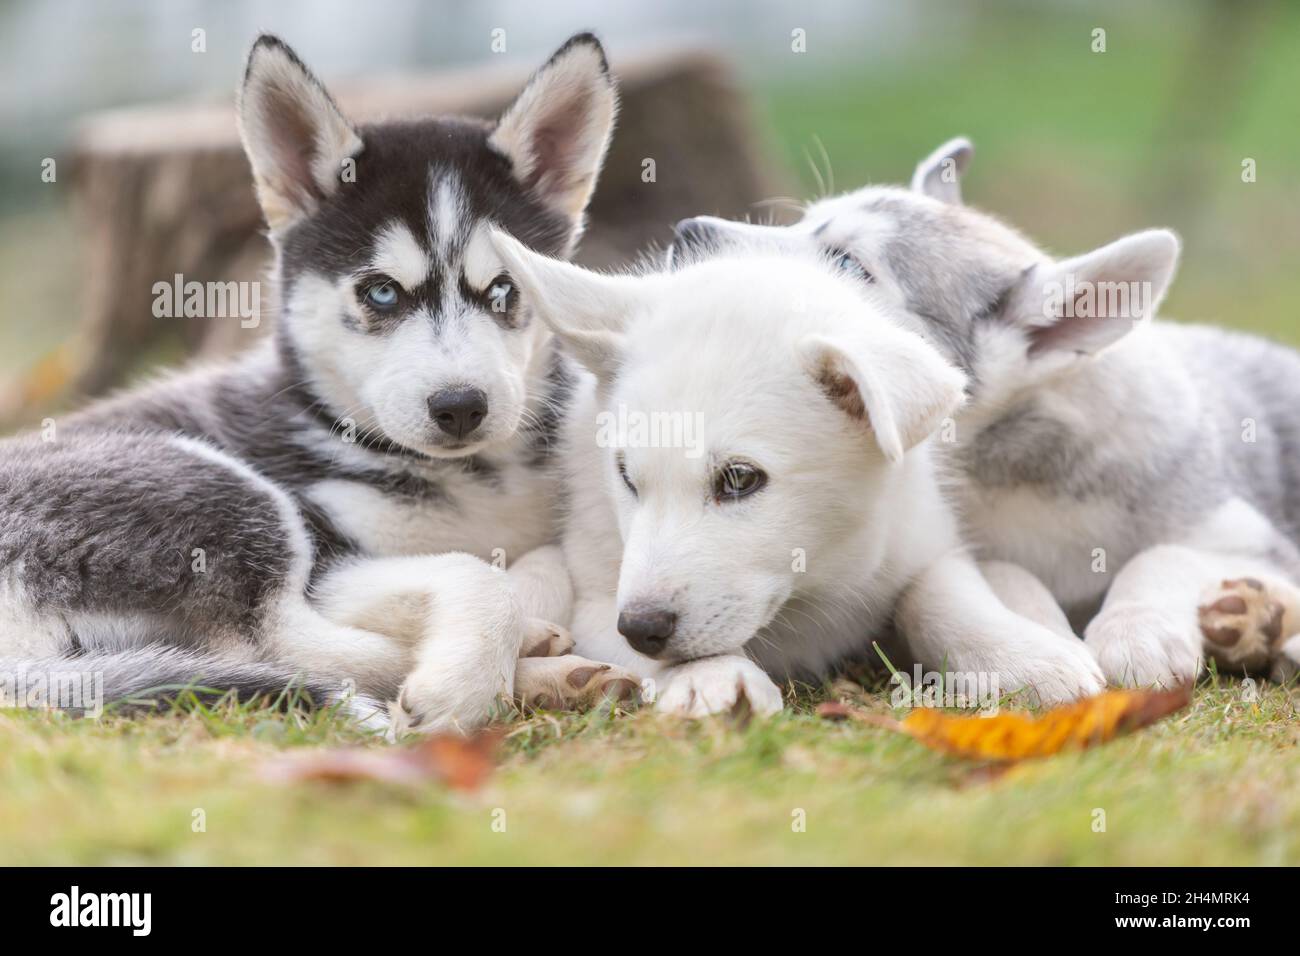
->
[[819, 686, 1191, 761], [19, 344, 76, 404]]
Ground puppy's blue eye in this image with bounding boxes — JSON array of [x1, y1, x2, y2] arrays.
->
[[364, 281, 399, 309], [485, 273, 516, 314], [832, 251, 873, 283]]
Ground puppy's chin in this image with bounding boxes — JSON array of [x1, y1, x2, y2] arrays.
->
[[366, 419, 480, 460], [412, 437, 490, 459], [395, 416, 518, 460]]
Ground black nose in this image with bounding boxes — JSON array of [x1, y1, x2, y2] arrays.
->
[[427, 387, 488, 440], [617, 606, 677, 658]]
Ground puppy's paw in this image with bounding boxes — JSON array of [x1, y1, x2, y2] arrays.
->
[[1084, 601, 1201, 689], [520, 618, 576, 658], [334, 693, 392, 736], [1198, 578, 1288, 673], [655, 656, 784, 719], [389, 672, 503, 739], [1004, 637, 1106, 706], [514, 655, 642, 711]]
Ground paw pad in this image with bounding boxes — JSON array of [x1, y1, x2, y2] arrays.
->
[[1197, 578, 1285, 673]]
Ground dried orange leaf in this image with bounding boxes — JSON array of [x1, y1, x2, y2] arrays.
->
[[260, 729, 501, 791], [895, 686, 1192, 761], [18, 345, 76, 404]]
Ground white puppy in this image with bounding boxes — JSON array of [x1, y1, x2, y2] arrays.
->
[[490, 231, 1104, 716], [668, 138, 1300, 687]]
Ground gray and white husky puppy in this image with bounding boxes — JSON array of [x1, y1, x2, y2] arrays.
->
[[671, 138, 1300, 686], [489, 229, 1106, 715], [0, 33, 631, 732]]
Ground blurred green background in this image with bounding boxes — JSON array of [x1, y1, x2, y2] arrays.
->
[[0, 0, 1296, 383]]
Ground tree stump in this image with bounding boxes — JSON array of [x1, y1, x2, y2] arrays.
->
[[2, 46, 786, 426]]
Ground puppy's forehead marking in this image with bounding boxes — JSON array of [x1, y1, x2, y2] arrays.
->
[[429, 169, 470, 264], [370, 221, 430, 289]]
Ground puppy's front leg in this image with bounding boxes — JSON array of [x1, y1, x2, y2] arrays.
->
[[655, 654, 784, 718], [897, 552, 1104, 706], [313, 553, 523, 735], [1085, 545, 1300, 687], [514, 591, 647, 710], [1084, 498, 1300, 687], [506, 544, 577, 656], [978, 560, 1075, 641], [568, 594, 783, 717]]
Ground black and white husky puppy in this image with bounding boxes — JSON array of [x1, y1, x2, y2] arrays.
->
[[0, 33, 627, 733], [670, 139, 1300, 686]]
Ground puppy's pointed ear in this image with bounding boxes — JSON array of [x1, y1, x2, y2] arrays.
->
[[1010, 229, 1180, 357], [800, 326, 967, 463], [911, 137, 973, 204], [488, 229, 639, 380], [237, 35, 362, 235], [489, 33, 618, 247]]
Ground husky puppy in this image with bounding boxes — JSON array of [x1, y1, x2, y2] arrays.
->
[[489, 230, 1105, 714], [0, 33, 633, 732], [670, 138, 1300, 686]]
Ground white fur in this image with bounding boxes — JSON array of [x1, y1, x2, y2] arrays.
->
[[241, 37, 613, 728], [429, 173, 468, 265], [371, 221, 431, 290], [280, 260, 550, 460], [488, 38, 617, 234], [237, 40, 362, 233], [911, 136, 974, 204], [492, 231, 1106, 712], [680, 138, 1299, 691]]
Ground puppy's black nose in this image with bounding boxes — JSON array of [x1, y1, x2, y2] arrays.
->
[[617, 606, 677, 658], [427, 387, 488, 440]]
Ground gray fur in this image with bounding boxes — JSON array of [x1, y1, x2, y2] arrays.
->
[[670, 158, 1300, 632], [0, 647, 331, 712], [0, 32, 615, 713]]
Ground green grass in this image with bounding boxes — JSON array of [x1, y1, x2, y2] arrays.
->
[[1, 0, 1298, 867], [2, 676, 1296, 865]]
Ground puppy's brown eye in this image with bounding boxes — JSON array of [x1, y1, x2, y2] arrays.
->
[[714, 461, 766, 502]]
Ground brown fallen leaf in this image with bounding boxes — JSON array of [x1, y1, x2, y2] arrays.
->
[[819, 686, 1192, 762], [259, 729, 502, 791], [815, 701, 859, 721]]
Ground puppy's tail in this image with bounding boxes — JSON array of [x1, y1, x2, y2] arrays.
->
[[0, 646, 337, 715]]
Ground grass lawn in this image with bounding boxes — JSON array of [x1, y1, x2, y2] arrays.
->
[[2, 673, 1296, 865], [1, 1, 1297, 869]]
